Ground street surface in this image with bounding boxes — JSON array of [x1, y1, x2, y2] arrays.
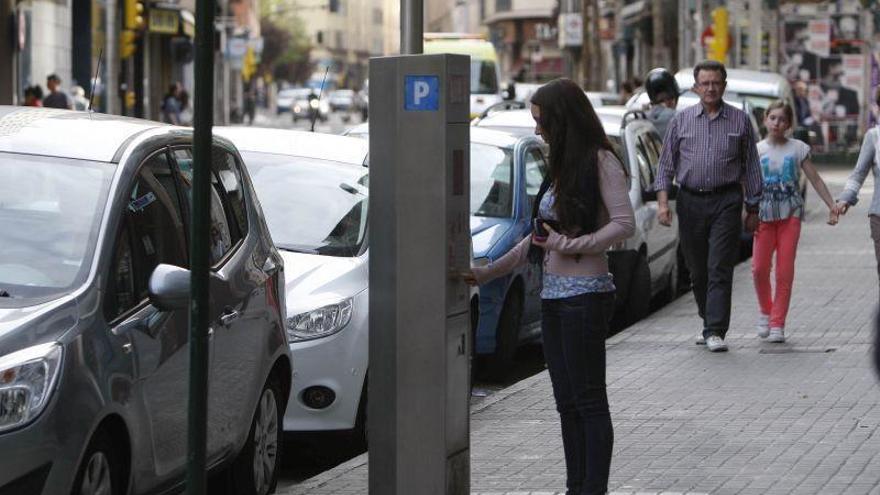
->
[[245, 108, 361, 135], [277, 162, 880, 494]]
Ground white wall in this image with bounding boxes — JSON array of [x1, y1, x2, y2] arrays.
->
[[29, 0, 72, 88]]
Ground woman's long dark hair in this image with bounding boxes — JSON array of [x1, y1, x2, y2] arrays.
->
[[530, 78, 615, 236]]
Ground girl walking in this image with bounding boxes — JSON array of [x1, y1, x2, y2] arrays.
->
[[464, 78, 634, 494], [753, 100, 839, 343]]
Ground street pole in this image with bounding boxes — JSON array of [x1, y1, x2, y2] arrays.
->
[[106, 0, 118, 115], [401, 0, 423, 54], [186, 0, 214, 492]]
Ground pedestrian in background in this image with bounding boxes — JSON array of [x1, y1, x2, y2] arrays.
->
[[178, 88, 191, 125], [752, 101, 840, 344], [836, 88, 880, 284], [161, 83, 182, 125], [42, 74, 73, 109], [23, 85, 43, 107], [464, 78, 635, 495], [654, 60, 763, 352], [644, 68, 680, 140]]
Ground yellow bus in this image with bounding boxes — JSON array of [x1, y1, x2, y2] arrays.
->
[[424, 33, 502, 119]]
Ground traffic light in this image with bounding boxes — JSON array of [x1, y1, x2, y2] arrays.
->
[[124, 0, 144, 30], [707, 7, 730, 63], [242, 47, 257, 82], [120, 29, 137, 59]]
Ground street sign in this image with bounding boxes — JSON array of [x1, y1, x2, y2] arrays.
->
[[558, 13, 582, 48], [404, 75, 439, 111]]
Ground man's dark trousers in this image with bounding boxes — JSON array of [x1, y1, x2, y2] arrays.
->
[[676, 187, 743, 339]]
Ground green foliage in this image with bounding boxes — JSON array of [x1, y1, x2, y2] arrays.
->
[[259, 2, 313, 84]]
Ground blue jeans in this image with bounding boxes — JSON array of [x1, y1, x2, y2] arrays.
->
[[541, 292, 614, 495]]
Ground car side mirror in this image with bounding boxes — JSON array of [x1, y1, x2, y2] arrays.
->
[[502, 81, 516, 101], [148, 264, 191, 311]]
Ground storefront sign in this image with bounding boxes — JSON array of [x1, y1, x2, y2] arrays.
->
[[149, 9, 179, 35]]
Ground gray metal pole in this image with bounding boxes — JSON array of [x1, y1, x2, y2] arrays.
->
[[186, 0, 214, 492], [400, 0, 423, 54]]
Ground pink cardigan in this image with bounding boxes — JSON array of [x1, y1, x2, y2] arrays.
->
[[474, 149, 635, 285]]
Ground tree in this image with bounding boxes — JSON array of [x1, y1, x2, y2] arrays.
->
[[258, 4, 312, 84]]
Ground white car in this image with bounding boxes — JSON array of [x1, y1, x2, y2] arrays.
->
[[215, 127, 370, 433], [474, 106, 681, 326]]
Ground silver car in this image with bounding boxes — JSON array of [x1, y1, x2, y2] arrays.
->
[[0, 107, 291, 495]]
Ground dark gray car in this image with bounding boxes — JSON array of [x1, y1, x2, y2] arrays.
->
[[0, 107, 290, 495]]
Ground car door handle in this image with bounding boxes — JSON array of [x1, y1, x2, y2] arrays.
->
[[219, 308, 240, 326]]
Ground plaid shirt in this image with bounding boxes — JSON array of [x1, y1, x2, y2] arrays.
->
[[654, 102, 763, 205]]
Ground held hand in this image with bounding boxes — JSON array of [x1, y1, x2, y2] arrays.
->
[[744, 211, 759, 233], [835, 201, 850, 215], [828, 205, 840, 226], [657, 204, 673, 226]]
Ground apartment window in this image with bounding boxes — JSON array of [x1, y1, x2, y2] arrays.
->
[[373, 7, 382, 25], [335, 30, 344, 49], [495, 0, 510, 12]]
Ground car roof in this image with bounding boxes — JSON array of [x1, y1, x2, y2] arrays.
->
[[475, 108, 623, 137], [214, 126, 368, 166], [0, 106, 165, 162], [343, 122, 527, 149], [675, 68, 788, 97]]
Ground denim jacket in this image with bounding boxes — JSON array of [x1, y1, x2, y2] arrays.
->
[[838, 127, 880, 216]]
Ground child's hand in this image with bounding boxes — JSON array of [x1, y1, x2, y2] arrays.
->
[[828, 205, 840, 225]]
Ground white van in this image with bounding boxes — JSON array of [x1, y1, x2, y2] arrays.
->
[[424, 33, 503, 119]]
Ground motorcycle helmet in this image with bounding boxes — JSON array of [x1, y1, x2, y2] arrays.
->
[[645, 68, 680, 105]]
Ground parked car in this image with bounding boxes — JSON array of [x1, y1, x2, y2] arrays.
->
[[474, 106, 682, 327], [216, 127, 373, 435], [328, 89, 356, 112], [277, 87, 310, 114], [344, 123, 553, 377], [0, 107, 291, 495]]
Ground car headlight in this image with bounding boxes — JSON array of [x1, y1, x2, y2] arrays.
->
[[0, 343, 63, 433], [471, 257, 490, 268], [286, 298, 353, 342], [309, 99, 320, 110], [293, 105, 302, 113]]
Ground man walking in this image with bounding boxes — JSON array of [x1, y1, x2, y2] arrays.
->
[[654, 60, 762, 352], [42, 74, 73, 109]]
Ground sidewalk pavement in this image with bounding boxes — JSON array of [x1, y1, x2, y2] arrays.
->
[[278, 166, 880, 495]]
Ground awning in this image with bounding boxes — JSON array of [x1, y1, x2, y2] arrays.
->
[[619, 0, 646, 22]]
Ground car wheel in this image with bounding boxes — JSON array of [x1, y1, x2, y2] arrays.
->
[[71, 431, 123, 495], [483, 288, 521, 382], [623, 254, 651, 327], [230, 375, 282, 495]]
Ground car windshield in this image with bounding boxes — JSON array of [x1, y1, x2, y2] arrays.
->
[[471, 59, 498, 95], [0, 153, 114, 303], [471, 143, 514, 218], [242, 152, 368, 257]]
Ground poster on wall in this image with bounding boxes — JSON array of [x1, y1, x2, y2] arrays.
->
[[781, 10, 866, 152]]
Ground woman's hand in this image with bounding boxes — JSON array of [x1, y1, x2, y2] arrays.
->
[[460, 269, 479, 286], [835, 201, 850, 215], [531, 223, 558, 248]]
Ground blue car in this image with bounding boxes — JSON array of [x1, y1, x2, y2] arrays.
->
[[343, 124, 547, 378], [469, 128, 548, 378]]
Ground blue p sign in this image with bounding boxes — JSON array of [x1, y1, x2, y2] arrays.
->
[[404, 75, 439, 111]]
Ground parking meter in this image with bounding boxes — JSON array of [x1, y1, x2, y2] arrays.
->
[[368, 54, 471, 494]]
